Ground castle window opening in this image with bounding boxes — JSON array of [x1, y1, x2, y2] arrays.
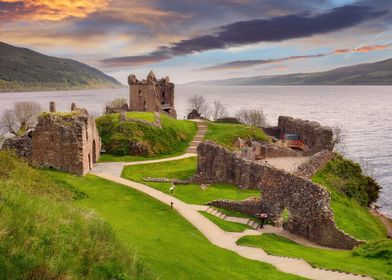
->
[[138, 90, 142, 97]]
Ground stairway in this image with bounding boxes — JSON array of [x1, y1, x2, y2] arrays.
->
[[186, 120, 208, 154], [205, 206, 261, 229]]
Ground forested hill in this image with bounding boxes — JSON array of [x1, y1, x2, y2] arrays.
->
[[187, 58, 392, 86], [0, 42, 122, 92]]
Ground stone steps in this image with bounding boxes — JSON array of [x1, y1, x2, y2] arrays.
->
[[186, 120, 207, 154]]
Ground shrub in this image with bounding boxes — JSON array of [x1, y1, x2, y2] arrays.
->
[[353, 239, 392, 260], [315, 154, 380, 207]]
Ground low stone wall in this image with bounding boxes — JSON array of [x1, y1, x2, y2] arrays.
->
[[263, 116, 333, 155], [120, 111, 161, 128], [143, 177, 191, 184], [2, 130, 33, 158], [241, 141, 300, 160], [196, 141, 362, 249], [207, 197, 261, 216], [294, 150, 333, 178]]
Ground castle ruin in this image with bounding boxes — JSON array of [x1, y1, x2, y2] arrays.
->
[[3, 102, 101, 176], [128, 71, 176, 118]]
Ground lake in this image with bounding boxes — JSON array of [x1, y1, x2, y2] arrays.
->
[[1, 86, 391, 217]]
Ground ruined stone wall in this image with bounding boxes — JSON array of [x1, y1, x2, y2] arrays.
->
[[196, 141, 362, 249], [2, 131, 33, 158], [31, 109, 100, 176], [241, 141, 300, 160], [207, 197, 262, 216], [294, 150, 333, 178], [278, 116, 333, 155]]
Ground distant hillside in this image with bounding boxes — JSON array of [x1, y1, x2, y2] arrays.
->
[[0, 42, 122, 92], [188, 58, 392, 86]]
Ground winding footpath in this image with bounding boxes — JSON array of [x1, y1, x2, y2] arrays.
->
[[91, 120, 371, 280]]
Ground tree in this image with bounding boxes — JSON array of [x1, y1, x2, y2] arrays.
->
[[211, 100, 227, 121], [104, 98, 128, 114], [235, 108, 267, 127], [0, 101, 42, 136], [331, 125, 345, 153], [187, 95, 210, 118]]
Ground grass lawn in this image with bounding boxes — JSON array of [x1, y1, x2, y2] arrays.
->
[[121, 157, 260, 204], [237, 234, 392, 280], [125, 111, 155, 122], [99, 151, 185, 163], [53, 172, 304, 280], [204, 122, 269, 149], [200, 211, 252, 232]]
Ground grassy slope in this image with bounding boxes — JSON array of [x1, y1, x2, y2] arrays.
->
[[312, 157, 386, 241], [0, 151, 149, 280], [97, 113, 197, 160], [204, 122, 268, 149], [200, 212, 251, 232], [52, 172, 303, 280], [121, 157, 259, 204], [238, 234, 392, 280]]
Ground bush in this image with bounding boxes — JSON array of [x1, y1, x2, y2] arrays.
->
[[353, 239, 392, 260], [316, 154, 380, 207]]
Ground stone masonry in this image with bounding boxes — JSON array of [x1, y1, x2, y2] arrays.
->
[[30, 104, 100, 175], [128, 71, 176, 118], [196, 141, 362, 249], [263, 116, 334, 155]]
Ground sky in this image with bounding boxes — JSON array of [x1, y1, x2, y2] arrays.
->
[[1, 0, 392, 84]]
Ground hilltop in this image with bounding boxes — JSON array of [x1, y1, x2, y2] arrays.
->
[[188, 57, 392, 86], [0, 42, 122, 92]]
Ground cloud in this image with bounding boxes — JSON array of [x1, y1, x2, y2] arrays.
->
[[201, 43, 392, 71], [354, 44, 390, 52], [100, 4, 388, 67], [0, 0, 108, 21], [201, 54, 327, 71]]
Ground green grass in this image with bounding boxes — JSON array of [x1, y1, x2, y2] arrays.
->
[[200, 211, 252, 232], [52, 171, 304, 280], [99, 151, 185, 163], [125, 112, 155, 122], [0, 151, 149, 280], [237, 234, 392, 280], [312, 156, 386, 241], [204, 122, 269, 149], [121, 157, 259, 204], [96, 113, 197, 157]]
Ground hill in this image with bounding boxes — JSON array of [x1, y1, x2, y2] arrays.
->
[[188, 58, 392, 86], [0, 42, 122, 92]]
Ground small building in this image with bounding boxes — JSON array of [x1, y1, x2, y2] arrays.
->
[[128, 71, 176, 118], [29, 103, 101, 175]]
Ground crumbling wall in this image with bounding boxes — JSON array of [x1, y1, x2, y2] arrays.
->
[[240, 141, 300, 160], [294, 150, 333, 178], [2, 130, 33, 158], [263, 116, 333, 155], [196, 141, 362, 249], [30, 105, 100, 176]]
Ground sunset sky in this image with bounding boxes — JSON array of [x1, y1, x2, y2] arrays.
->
[[1, 0, 392, 83]]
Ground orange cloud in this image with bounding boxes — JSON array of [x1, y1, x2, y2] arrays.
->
[[2, 0, 109, 21], [353, 44, 390, 53], [334, 48, 350, 54]]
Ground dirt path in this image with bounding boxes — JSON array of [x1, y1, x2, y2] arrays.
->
[[186, 119, 208, 154]]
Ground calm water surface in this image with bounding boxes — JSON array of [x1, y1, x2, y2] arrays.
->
[[1, 86, 391, 217]]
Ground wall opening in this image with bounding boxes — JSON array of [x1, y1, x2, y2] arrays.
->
[[280, 208, 290, 225], [88, 154, 92, 170], [92, 140, 97, 163], [138, 90, 142, 97]]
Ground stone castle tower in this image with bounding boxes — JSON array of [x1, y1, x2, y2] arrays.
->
[[128, 71, 176, 118]]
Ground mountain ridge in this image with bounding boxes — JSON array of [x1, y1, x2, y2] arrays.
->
[[185, 58, 392, 86], [0, 41, 123, 92]]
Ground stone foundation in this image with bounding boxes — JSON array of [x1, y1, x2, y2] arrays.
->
[[196, 141, 362, 249], [294, 150, 333, 178]]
